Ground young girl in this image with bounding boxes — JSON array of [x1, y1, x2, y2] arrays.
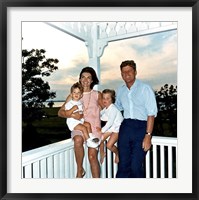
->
[[96, 89, 124, 164], [65, 82, 100, 149]]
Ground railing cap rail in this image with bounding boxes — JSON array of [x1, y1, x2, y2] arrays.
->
[[22, 139, 74, 165], [22, 136, 177, 166], [152, 136, 177, 146]]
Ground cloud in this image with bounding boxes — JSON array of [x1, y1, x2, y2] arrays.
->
[[23, 22, 177, 100], [100, 30, 177, 91], [54, 29, 177, 99]]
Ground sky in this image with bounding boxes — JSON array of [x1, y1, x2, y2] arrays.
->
[[22, 22, 177, 101]]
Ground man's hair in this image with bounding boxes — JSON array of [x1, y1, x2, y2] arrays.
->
[[70, 82, 83, 94], [120, 60, 136, 71], [102, 89, 116, 103]]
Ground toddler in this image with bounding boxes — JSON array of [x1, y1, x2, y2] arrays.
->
[[65, 82, 100, 148]]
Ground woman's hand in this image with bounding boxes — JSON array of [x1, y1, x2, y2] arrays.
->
[[96, 127, 103, 138], [58, 95, 72, 118], [72, 112, 83, 120], [96, 127, 102, 132], [71, 105, 78, 112]]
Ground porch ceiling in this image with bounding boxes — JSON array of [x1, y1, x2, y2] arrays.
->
[[45, 21, 177, 43]]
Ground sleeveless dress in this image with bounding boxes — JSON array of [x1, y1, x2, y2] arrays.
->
[[82, 90, 101, 138], [71, 90, 102, 140]]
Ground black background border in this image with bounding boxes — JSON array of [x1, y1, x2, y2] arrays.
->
[[0, 0, 198, 199]]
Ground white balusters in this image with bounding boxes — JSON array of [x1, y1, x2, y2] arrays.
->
[[108, 22, 117, 37], [160, 145, 165, 178], [127, 22, 137, 33], [22, 136, 177, 178]]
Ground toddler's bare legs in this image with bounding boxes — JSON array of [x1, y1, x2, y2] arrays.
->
[[83, 122, 100, 144], [99, 132, 112, 164], [99, 142, 106, 164], [107, 132, 119, 163], [74, 123, 100, 148], [83, 121, 92, 133], [74, 123, 90, 140]]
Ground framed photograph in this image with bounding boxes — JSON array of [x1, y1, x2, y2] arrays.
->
[[0, 0, 198, 199]]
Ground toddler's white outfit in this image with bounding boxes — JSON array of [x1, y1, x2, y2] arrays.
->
[[65, 99, 84, 131], [65, 99, 100, 148], [100, 103, 124, 134]]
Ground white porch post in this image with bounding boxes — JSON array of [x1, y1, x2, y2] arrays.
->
[[85, 23, 108, 88]]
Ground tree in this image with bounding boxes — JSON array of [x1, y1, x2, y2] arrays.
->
[[22, 49, 59, 123], [47, 101, 54, 108], [154, 84, 177, 137]]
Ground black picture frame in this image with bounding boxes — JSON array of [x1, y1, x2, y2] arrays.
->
[[0, 0, 198, 199]]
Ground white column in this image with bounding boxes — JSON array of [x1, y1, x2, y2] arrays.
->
[[86, 23, 108, 89]]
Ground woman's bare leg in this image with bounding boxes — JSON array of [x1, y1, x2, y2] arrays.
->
[[73, 135, 85, 178], [88, 147, 100, 178]]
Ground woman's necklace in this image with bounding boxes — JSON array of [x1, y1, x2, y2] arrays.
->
[[82, 90, 92, 115]]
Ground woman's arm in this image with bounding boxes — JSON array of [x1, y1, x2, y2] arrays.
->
[[58, 94, 83, 120], [58, 94, 71, 118], [57, 102, 67, 118], [98, 91, 104, 109]]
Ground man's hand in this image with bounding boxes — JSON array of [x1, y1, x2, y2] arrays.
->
[[142, 135, 152, 152]]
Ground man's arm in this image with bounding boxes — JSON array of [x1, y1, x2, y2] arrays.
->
[[146, 115, 155, 134], [142, 115, 155, 151]]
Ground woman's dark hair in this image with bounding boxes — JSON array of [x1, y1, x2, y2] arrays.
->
[[102, 89, 116, 103], [120, 60, 136, 71], [79, 67, 99, 89]]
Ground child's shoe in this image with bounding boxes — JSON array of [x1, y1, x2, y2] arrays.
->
[[86, 133, 101, 148]]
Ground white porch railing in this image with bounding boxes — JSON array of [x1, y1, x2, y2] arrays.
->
[[22, 136, 177, 178]]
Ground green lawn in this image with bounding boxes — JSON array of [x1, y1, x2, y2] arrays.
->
[[22, 107, 177, 152], [22, 107, 71, 152]]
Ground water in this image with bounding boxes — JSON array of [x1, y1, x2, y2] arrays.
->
[[45, 101, 65, 108]]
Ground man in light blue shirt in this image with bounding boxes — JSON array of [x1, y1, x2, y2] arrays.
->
[[115, 60, 158, 178]]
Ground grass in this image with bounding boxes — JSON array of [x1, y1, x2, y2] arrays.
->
[[22, 107, 71, 152], [22, 107, 177, 152]]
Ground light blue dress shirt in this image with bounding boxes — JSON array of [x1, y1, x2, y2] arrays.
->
[[115, 79, 158, 121]]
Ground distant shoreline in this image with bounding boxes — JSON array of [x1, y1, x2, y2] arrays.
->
[[46, 100, 65, 102], [45, 101, 65, 107]]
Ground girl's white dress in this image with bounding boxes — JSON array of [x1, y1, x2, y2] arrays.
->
[[100, 103, 124, 133]]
